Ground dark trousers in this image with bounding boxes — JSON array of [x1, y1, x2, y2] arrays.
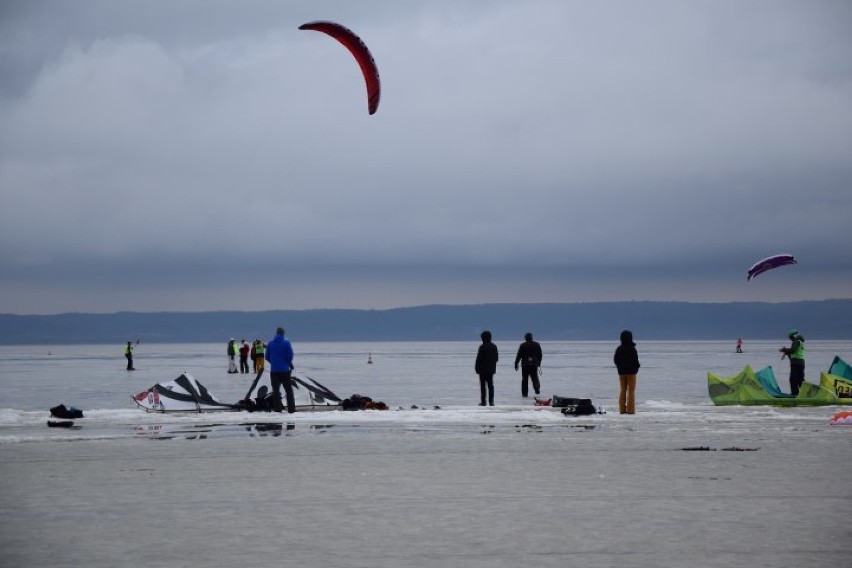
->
[[125, 354, 133, 370], [479, 374, 494, 406], [521, 365, 540, 396], [271, 371, 296, 413], [789, 361, 805, 395], [239, 357, 249, 373]]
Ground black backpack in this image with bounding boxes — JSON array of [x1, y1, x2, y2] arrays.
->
[[50, 404, 84, 419], [561, 401, 598, 416], [552, 396, 598, 416]]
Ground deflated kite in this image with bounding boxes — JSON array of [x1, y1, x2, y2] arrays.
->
[[299, 20, 381, 115], [746, 254, 797, 281]]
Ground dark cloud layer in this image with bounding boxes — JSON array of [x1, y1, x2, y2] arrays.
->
[[1, 1, 850, 314]]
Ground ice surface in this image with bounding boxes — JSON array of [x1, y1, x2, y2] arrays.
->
[[0, 341, 850, 567], [1, 340, 850, 441]]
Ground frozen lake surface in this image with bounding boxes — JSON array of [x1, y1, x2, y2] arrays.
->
[[1, 340, 850, 439], [1, 341, 850, 567]]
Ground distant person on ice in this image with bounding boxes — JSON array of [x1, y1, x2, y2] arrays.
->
[[266, 327, 296, 413], [124, 341, 135, 371], [254, 339, 265, 373], [736, 338, 743, 353], [475, 330, 499, 406], [514, 332, 542, 397], [779, 329, 806, 395], [239, 339, 250, 374], [613, 330, 640, 414], [227, 338, 238, 374]]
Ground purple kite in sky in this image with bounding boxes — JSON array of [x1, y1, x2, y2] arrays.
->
[[746, 254, 797, 281]]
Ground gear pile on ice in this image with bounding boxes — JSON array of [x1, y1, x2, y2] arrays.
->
[[551, 396, 602, 416], [48, 404, 84, 427], [133, 370, 342, 413], [341, 394, 388, 411]]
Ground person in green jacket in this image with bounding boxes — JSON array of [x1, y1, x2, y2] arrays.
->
[[254, 340, 265, 373], [779, 329, 805, 395], [227, 339, 238, 374], [124, 341, 135, 371]]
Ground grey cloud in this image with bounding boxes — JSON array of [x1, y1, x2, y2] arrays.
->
[[1, 1, 850, 313]]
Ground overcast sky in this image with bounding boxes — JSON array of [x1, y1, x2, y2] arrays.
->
[[1, 0, 850, 315]]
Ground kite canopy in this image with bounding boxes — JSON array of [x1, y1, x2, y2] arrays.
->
[[133, 374, 236, 412], [243, 371, 342, 411], [707, 365, 840, 406], [746, 254, 797, 281], [299, 20, 381, 115], [133, 371, 342, 413]]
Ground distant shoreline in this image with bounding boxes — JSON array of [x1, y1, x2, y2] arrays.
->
[[1, 300, 851, 344]]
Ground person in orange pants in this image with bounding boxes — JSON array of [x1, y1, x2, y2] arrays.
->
[[613, 330, 640, 414]]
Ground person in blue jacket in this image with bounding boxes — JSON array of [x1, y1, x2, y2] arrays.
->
[[265, 327, 295, 413]]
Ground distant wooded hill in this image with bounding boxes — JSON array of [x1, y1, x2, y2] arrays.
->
[[0, 300, 850, 345]]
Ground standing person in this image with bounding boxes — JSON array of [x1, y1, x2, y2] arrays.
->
[[265, 327, 295, 413], [239, 339, 250, 374], [254, 339, 265, 373], [227, 339, 238, 374], [613, 330, 640, 415], [250, 341, 257, 372], [475, 330, 499, 406], [124, 341, 135, 371], [514, 332, 543, 397], [779, 329, 806, 395], [736, 338, 743, 353]]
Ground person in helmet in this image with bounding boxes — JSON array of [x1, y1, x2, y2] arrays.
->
[[779, 329, 806, 395], [514, 332, 543, 397]]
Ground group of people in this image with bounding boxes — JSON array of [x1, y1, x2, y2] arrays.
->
[[226, 338, 267, 374], [232, 328, 297, 413], [475, 330, 640, 414], [474, 331, 545, 406], [127, 326, 807, 415], [477, 328, 806, 413]]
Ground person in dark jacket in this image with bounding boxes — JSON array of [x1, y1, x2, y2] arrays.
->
[[613, 330, 640, 414], [514, 332, 543, 397], [779, 329, 805, 395], [265, 327, 295, 413], [475, 330, 499, 406], [239, 339, 250, 374]]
